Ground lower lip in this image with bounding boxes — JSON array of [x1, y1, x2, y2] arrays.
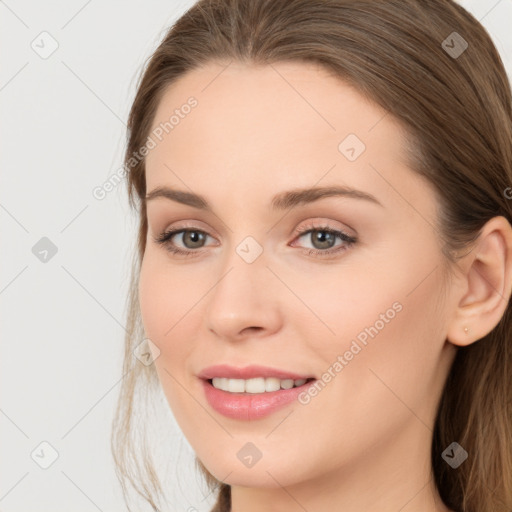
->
[[201, 379, 316, 420]]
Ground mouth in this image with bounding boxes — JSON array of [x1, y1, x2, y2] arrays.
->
[[201, 375, 318, 420], [205, 376, 317, 394], [199, 366, 319, 420]]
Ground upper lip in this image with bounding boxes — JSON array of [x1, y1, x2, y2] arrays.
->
[[197, 364, 315, 381]]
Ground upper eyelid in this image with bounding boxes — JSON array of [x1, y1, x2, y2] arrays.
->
[[159, 221, 348, 236], [153, 215, 354, 234], [159, 224, 354, 245]]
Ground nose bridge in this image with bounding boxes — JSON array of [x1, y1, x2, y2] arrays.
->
[[216, 230, 269, 293]]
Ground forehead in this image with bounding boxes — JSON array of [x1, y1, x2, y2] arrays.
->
[[148, 61, 405, 152], [144, 61, 425, 214]]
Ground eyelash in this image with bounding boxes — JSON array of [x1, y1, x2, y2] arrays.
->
[[153, 222, 357, 259]]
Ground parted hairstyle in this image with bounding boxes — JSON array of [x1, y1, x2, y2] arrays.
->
[[111, 1, 512, 511]]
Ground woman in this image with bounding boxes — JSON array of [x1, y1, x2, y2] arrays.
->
[[111, 1, 512, 511]]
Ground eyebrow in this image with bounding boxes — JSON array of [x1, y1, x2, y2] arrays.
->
[[145, 185, 383, 210]]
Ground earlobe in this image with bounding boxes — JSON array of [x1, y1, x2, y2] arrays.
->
[[446, 216, 512, 347]]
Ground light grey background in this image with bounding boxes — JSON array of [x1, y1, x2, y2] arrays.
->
[[1, 1, 511, 511]]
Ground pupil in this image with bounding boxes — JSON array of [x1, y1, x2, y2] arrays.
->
[[185, 231, 204, 248], [313, 230, 334, 249]]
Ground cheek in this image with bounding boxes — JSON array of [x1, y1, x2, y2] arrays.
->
[[138, 251, 195, 354], [298, 254, 448, 413], [272, 276, 447, 480], [284, 265, 403, 360], [310, 269, 447, 427], [138, 252, 201, 413], [138, 255, 167, 342]]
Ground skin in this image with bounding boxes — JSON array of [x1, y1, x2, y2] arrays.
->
[[138, 61, 512, 512]]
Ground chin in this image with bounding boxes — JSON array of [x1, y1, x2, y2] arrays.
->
[[198, 453, 306, 489]]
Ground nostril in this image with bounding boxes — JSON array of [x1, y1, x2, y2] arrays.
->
[[242, 326, 263, 335]]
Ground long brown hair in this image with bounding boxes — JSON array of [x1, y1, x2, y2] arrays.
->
[[111, 1, 512, 511]]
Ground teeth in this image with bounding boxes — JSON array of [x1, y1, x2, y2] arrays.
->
[[211, 377, 309, 393]]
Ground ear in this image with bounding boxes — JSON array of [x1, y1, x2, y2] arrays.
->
[[446, 215, 512, 347]]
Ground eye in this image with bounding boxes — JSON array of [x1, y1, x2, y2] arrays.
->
[[153, 221, 357, 259], [290, 222, 357, 258], [153, 227, 214, 257]]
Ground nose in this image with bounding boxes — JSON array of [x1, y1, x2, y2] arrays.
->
[[204, 250, 282, 341]]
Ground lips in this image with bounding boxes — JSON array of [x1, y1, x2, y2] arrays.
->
[[197, 364, 315, 381], [201, 376, 317, 420], [197, 364, 318, 420]]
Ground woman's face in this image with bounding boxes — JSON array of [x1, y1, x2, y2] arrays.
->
[[139, 61, 458, 491]]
